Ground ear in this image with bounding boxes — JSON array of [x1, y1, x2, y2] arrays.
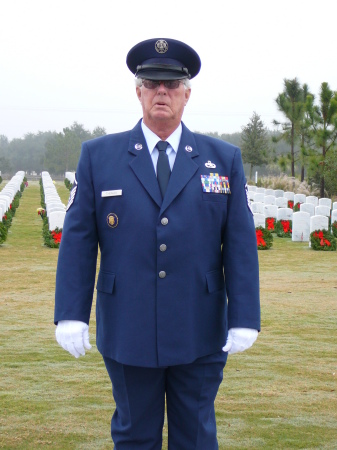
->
[[184, 88, 191, 105], [136, 86, 142, 102]]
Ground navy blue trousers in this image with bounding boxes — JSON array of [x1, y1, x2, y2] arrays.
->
[[103, 351, 227, 450]]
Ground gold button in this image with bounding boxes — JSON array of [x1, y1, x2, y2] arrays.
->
[[159, 244, 167, 252], [161, 217, 168, 225], [159, 271, 166, 278]]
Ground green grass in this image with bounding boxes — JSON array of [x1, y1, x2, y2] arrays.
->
[[1, 181, 337, 449]]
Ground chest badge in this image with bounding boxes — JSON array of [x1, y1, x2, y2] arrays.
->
[[107, 213, 118, 228], [205, 160, 216, 169]]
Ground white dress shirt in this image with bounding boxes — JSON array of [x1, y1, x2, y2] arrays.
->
[[141, 120, 182, 174]]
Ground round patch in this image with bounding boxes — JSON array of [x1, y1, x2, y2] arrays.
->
[[135, 143, 142, 150], [107, 213, 118, 228], [155, 39, 168, 54], [185, 145, 193, 152]]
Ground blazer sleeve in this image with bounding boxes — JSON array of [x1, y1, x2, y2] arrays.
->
[[54, 141, 98, 325], [222, 147, 260, 331]]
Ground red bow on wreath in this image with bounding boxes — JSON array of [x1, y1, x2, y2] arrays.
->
[[281, 220, 292, 234], [266, 218, 275, 230], [256, 229, 266, 247], [51, 230, 62, 244], [313, 231, 331, 247]]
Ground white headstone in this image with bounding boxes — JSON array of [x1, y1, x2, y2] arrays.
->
[[274, 189, 284, 198], [253, 213, 265, 228], [332, 202, 337, 211], [251, 202, 265, 215], [315, 205, 331, 218], [277, 208, 293, 221], [264, 204, 278, 219], [300, 203, 315, 217], [48, 211, 66, 231], [294, 194, 306, 205], [331, 209, 337, 224], [254, 193, 265, 203], [248, 191, 255, 201], [319, 198, 332, 209], [292, 211, 310, 242], [264, 195, 276, 205], [310, 215, 329, 233], [255, 188, 265, 194], [306, 196, 318, 207], [247, 185, 256, 192], [284, 191, 295, 201], [275, 197, 288, 208], [265, 189, 275, 196]]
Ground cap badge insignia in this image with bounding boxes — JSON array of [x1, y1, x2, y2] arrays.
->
[[107, 213, 118, 228], [205, 160, 216, 169], [155, 40, 168, 54], [185, 145, 193, 152], [135, 143, 142, 150]]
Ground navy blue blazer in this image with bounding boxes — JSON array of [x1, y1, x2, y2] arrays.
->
[[55, 120, 260, 367]]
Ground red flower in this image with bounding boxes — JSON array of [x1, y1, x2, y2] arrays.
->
[[266, 217, 275, 230], [313, 231, 331, 247], [256, 229, 266, 247]]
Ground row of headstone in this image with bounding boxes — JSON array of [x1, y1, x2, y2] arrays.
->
[[247, 186, 337, 211], [65, 172, 75, 184], [0, 171, 25, 219], [254, 210, 337, 243], [41, 171, 66, 231]]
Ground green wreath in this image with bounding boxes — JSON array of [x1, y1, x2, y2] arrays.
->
[[256, 226, 273, 250], [0, 222, 8, 245], [310, 229, 336, 251], [275, 220, 292, 238]]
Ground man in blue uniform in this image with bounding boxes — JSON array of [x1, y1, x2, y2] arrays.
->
[[55, 38, 260, 449]]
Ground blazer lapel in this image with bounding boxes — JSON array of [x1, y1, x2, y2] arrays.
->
[[128, 121, 162, 208], [160, 123, 199, 214]]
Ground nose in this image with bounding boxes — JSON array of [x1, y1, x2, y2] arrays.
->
[[157, 81, 168, 93]]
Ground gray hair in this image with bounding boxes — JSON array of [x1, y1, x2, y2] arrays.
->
[[135, 77, 191, 89]]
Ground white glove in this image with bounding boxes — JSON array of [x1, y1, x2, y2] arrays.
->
[[222, 327, 258, 354], [55, 320, 92, 358]]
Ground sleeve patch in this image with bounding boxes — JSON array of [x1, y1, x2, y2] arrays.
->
[[66, 175, 78, 211]]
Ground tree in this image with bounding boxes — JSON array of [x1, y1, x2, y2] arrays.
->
[[273, 78, 305, 177], [240, 112, 269, 181], [306, 82, 337, 197], [44, 122, 107, 174]]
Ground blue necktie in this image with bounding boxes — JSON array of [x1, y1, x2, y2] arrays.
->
[[156, 141, 171, 198]]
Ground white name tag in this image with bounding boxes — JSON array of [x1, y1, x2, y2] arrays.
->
[[101, 189, 122, 197]]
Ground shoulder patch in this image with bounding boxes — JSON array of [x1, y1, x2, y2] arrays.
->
[[66, 175, 78, 211], [245, 183, 253, 215]]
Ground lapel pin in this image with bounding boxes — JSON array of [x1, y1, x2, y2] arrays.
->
[[185, 145, 193, 152], [135, 143, 142, 150], [205, 160, 216, 168]]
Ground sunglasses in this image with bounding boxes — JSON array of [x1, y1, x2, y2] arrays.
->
[[142, 79, 182, 90]]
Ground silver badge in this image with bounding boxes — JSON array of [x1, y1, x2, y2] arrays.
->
[[205, 160, 216, 169], [185, 145, 193, 152], [135, 143, 142, 150], [155, 39, 168, 54]]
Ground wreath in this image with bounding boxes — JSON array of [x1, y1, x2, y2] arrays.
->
[[332, 221, 337, 238], [293, 202, 302, 212], [310, 229, 336, 251], [256, 226, 273, 250], [275, 220, 292, 238], [287, 200, 294, 209]]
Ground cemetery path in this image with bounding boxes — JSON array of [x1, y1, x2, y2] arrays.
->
[[6, 181, 44, 250]]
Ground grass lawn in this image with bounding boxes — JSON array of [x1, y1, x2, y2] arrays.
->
[[0, 181, 336, 449]]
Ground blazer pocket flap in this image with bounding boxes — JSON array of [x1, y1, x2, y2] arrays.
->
[[96, 271, 116, 294], [206, 270, 224, 293]]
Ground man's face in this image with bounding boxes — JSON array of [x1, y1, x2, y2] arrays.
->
[[136, 79, 191, 131]]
